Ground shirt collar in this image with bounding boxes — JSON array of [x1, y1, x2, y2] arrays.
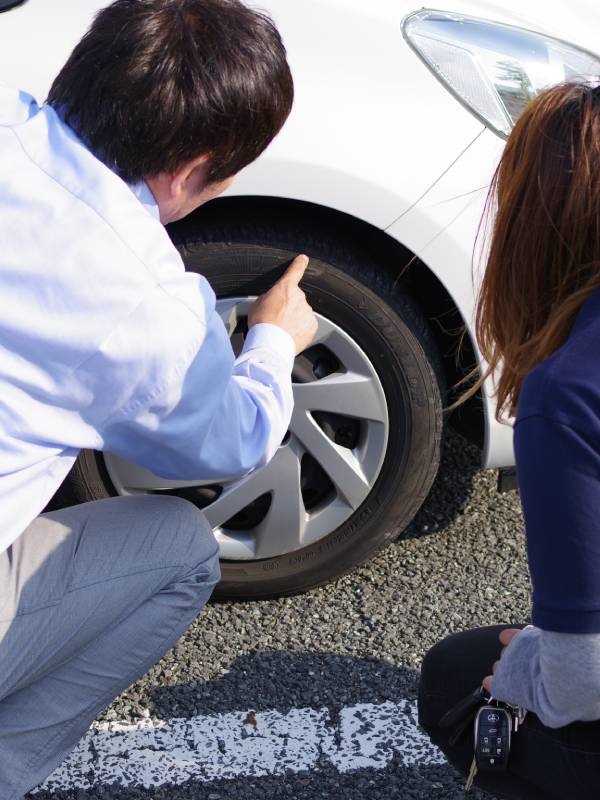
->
[[128, 180, 161, 222], [48, 104, 162, 223]]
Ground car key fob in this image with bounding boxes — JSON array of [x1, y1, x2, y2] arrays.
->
[[474, 705, 511, 771]]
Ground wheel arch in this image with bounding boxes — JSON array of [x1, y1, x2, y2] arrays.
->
[[168, 194, 486, 451]]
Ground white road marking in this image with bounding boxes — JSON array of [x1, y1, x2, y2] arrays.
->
[[35, 700, 445, 792]]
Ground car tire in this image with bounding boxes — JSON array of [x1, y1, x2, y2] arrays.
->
[[59, 225, 445, 599]]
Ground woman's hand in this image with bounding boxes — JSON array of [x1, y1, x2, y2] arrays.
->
[[482, 628, 522, 693]]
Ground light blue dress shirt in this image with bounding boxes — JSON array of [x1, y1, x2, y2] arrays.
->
[[0, 86, 295, 553]]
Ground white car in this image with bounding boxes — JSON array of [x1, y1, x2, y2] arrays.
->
[[1, 0, 598, 597]]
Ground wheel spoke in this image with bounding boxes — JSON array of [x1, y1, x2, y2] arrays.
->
[[105, 455, 217, 492], [216, 297, 254, 338], [202, 454, 282, 530], [204, 445, 300, 528], [253, 441, 308, 558], [311, 317, 373, 375], [216, 299, 241, 338], [290, 410, 370, 510], [293, 372, 387, 423]]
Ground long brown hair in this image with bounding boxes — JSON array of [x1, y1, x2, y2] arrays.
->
[[468, 81, 600, 420]]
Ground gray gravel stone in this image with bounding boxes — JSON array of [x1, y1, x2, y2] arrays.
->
[[29, 430, 529, 799]]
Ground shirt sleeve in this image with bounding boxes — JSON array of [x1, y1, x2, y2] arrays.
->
[[491, 626, 600, 727], [76, 272, 295, 481], [514, 413, 600, 633]]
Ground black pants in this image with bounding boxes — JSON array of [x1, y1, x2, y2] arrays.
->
[[418, 625, 600, 800]]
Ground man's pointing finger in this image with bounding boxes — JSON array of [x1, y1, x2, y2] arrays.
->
[[282, 254, 309, 286]]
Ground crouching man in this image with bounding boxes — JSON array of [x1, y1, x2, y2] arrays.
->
[[0, 1, 317, 796]]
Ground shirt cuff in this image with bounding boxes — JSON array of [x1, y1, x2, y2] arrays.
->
[[242, 323, 296, 372]]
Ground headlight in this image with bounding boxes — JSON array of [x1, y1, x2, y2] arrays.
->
[[403, 9, 600, 137]]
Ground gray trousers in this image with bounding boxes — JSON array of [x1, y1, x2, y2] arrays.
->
[[0, 495, 221, 800]]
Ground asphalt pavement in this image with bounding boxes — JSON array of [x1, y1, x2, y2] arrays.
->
[[29, 429, 531, 800]]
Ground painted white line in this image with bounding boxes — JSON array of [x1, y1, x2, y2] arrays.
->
[[36, 700, 445, 792]]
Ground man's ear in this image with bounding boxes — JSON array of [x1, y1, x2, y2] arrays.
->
[[169, 153, 212, 198]]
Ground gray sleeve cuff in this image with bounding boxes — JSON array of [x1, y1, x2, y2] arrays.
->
[[490, 625, 541, 710], [492, 626, 600, 728]]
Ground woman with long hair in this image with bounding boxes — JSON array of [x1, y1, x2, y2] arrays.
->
[[419, 80, 600, 799]]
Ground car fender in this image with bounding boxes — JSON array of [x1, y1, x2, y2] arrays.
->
[[387, 127, 514, 467]]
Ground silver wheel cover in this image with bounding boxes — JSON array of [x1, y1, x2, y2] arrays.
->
[[104, 298, 390, 560]]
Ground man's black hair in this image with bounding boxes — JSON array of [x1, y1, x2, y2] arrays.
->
[[47, 0, 294, 184]]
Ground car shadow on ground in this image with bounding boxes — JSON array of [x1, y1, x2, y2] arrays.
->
[[28, 651, 492, 800], [150, 650, 420, 718], [402, 428, 485, 542]]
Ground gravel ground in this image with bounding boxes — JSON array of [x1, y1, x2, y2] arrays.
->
[[30, 429, 531, 800]]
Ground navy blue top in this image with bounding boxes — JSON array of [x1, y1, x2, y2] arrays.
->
[[515, 286, 600, 633]]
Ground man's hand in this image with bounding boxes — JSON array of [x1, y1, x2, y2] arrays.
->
[[482, 628, 522, 693], [248, 254, 318, 355]]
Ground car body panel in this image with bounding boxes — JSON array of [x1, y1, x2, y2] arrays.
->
[[0, 0, 484, 229], [0, 1, 100, 95], [229, 0, 485, 228], [1, 0, 598, 469]]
